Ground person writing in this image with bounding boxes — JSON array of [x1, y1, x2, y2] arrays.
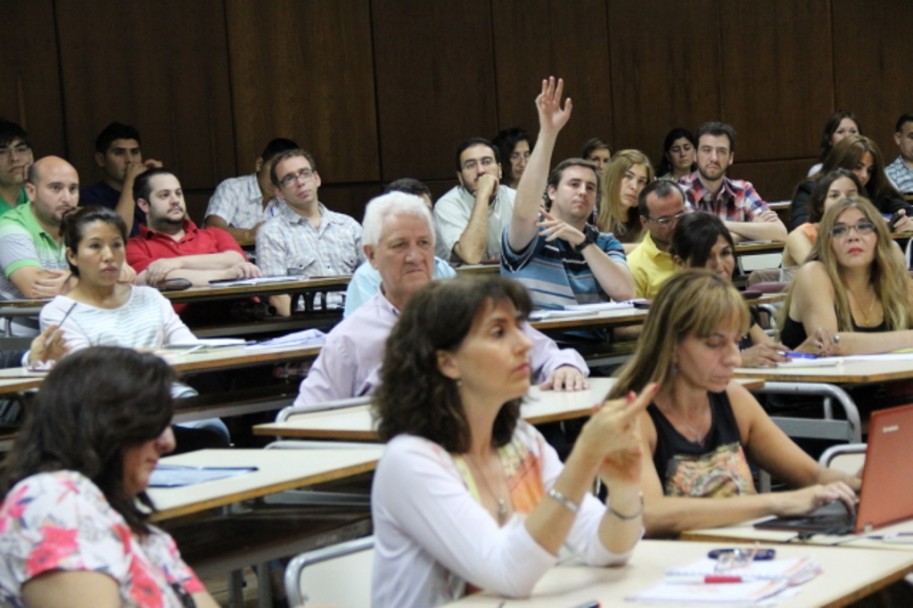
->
[[609, 270, 858, 536], [371, 276, 653, 606], [0, 346, 218, 607]]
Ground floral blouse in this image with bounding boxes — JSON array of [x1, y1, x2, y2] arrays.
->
[[0, 470, 203, 607]]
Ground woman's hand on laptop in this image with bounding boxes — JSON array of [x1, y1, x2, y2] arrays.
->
[[772, 481, 858, 517]]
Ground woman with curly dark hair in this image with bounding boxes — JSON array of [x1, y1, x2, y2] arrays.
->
[[0, 347, 218, 607], [371, 275, 653, 607]]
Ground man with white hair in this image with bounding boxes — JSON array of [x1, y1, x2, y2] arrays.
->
[[295, 191, 589, 406]]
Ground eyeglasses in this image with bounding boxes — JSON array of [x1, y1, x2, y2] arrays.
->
[[279, 168, 315, 189], [510, 151, 531, 163], [648, 212, 686, 227], [0, 143, 30, 161], [831, 221, 875, 238]]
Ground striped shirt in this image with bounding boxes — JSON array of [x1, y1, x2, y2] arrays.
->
[[204, 173, 285, 229], [886, 157, 913, 194], [0, 203, 68, 299]]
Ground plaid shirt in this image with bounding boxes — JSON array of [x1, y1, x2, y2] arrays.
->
[[255, 202, 363, 277], [679, 172, 769, 221], [886, 157, 913, 194]]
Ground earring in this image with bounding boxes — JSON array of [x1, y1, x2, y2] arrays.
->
[[454, 377, 462, 387]]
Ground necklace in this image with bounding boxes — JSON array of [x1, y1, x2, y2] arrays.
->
[[848, 289, 878, 325], [464, 451, 509, 525], [663, 405, 707, 444]]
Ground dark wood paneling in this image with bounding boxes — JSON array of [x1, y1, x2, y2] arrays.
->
[[224, 0, 378, 184], [833, 0, 913, 159], [372, 0, 498, 181], [0, 1, 66, 158], [731, 159, 812, 203], [606, 0, 722, 163], [55, 0, 234, 189], [491, 0, 613, 163], [719, 1, 833, 161]]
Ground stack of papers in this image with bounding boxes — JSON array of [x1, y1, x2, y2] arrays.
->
[[249, 329, 326, 348], [627, 556, 820, 604]]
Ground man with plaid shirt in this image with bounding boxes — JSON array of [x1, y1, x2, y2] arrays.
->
[[679, 122, 786, 243]]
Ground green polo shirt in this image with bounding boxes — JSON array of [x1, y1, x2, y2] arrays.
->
[[0, 202, 67, 299], [0, 187, 28, 216]]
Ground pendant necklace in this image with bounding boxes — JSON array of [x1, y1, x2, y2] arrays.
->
[[848, 290, 877, 325], [665, 406, 706, 444], [465, 452, 509, 525]]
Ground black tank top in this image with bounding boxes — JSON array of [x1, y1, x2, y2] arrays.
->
[[780, 315, 887, 349]]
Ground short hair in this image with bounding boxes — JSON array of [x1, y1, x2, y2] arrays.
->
[[132, 167, 176, 202], [384, 177, 432, 199], [696, 121, 737, 153], [269, 148, 318, 186], [94, 122, 141, 155], [610, 269, 749, 399], [545, 158, 600, 208], [362, 191, 434, 247], [454, 137, 498, 172], [0, 347, 176, 534], [0, 119, 29, 149], [807, 168, 863, 224], [657, 127, 696, 176], [581, 137, 611, 159], [818, 110, 861, 162], [637, 179, 684, 218], [259, 138, 299, 163], [895, 113, 913, 133], [596, 149, 655, 239], [670, 211, 735, 268], [798, 196, 912, 332], [61, 206, 128, 277], [373, 276, 531, 452], [818, 134, 901, 200], [491, 127, 532, 184]]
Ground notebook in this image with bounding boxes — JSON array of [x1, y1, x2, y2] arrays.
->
[[755, 403, 913, 535]]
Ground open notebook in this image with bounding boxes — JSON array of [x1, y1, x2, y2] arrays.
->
[[755, 403, 913, 535]]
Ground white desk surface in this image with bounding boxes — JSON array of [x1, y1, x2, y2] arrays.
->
[[442, 539, 913, 607], [146, 447, 381, 521], [683, 516, 913, 552], [734, 353, 913, 384]]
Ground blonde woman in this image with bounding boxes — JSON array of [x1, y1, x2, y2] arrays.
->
[[596, 150, 654, 251]]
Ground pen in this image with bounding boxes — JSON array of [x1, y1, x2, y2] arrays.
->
[[569, 601, 601, 608], [667, 575, 745, 584], [44, 301, 77, 348], [782, 351, 817, 360]]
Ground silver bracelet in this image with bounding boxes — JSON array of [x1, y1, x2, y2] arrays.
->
[[547, 488, 580, 514], [609, 492, 644, 521]]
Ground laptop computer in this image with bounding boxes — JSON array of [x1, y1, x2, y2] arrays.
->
[[754, 403, 913, 535]]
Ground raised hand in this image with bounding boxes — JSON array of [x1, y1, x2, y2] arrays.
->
[[536, 76, 572, 135]]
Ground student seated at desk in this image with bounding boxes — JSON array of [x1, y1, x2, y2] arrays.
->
[[781, 196, 913, 356], [0, 347, 219, 607], [371, 276, 650, 607], [671, 212, 798, 368], [609, 271, 858, 537]]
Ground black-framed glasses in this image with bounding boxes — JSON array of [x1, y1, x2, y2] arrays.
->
[[279, 168, 315, 189], [648, 212, 685, 227], [831, 221, 875, 237]]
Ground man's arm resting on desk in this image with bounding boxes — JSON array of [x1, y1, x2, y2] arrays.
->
[[724, 217, 787, 243], [9, 266, 72, 299]]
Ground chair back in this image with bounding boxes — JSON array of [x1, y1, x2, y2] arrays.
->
[[285, 536, 375, 607]]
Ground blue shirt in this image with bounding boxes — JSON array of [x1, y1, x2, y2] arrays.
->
[[343, 256, 456, 316]]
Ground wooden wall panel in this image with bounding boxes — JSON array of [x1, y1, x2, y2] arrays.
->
[[55, 0, 235, 198], [224, 0, 378, 187], [606, 0, 721, 164], [0, 1, 66, 158], [719, 0, 833, 163], [372, 0, 498, 182], [490, 0, 613, 163], [833, 0, 913, 159]]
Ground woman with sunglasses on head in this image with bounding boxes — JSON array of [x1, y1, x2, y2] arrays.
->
[[781, 196, 913, 356], [595, 150, 655, 252]]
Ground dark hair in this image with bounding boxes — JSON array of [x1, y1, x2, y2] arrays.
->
[[817, 134, 901, 201], [637, 179, 684, 217], [94, 122, 141, 155], [60, 206, 128, 277], [132, 167, 176, 202], [492, 128, 531, 185], [0, 119, 29, 149], [696, 121, 737, 153], [581, 137, 611, 159], [545, 158, 600, 209], [0, 347, 176, 534], [657, 128, 696, 176], [269, 148, 318, 186], [374, 276, 531, 452], [259, 138, 299, 163], [818, 110, 861, 162], [895, 113, 913, 134], [385, 177, 432, 199], [670, 211, 735, 267], [807, 169, 864, 224], [454, 137, 499, 172]]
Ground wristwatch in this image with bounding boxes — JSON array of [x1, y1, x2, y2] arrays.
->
[[573, 224, 599, 253]]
